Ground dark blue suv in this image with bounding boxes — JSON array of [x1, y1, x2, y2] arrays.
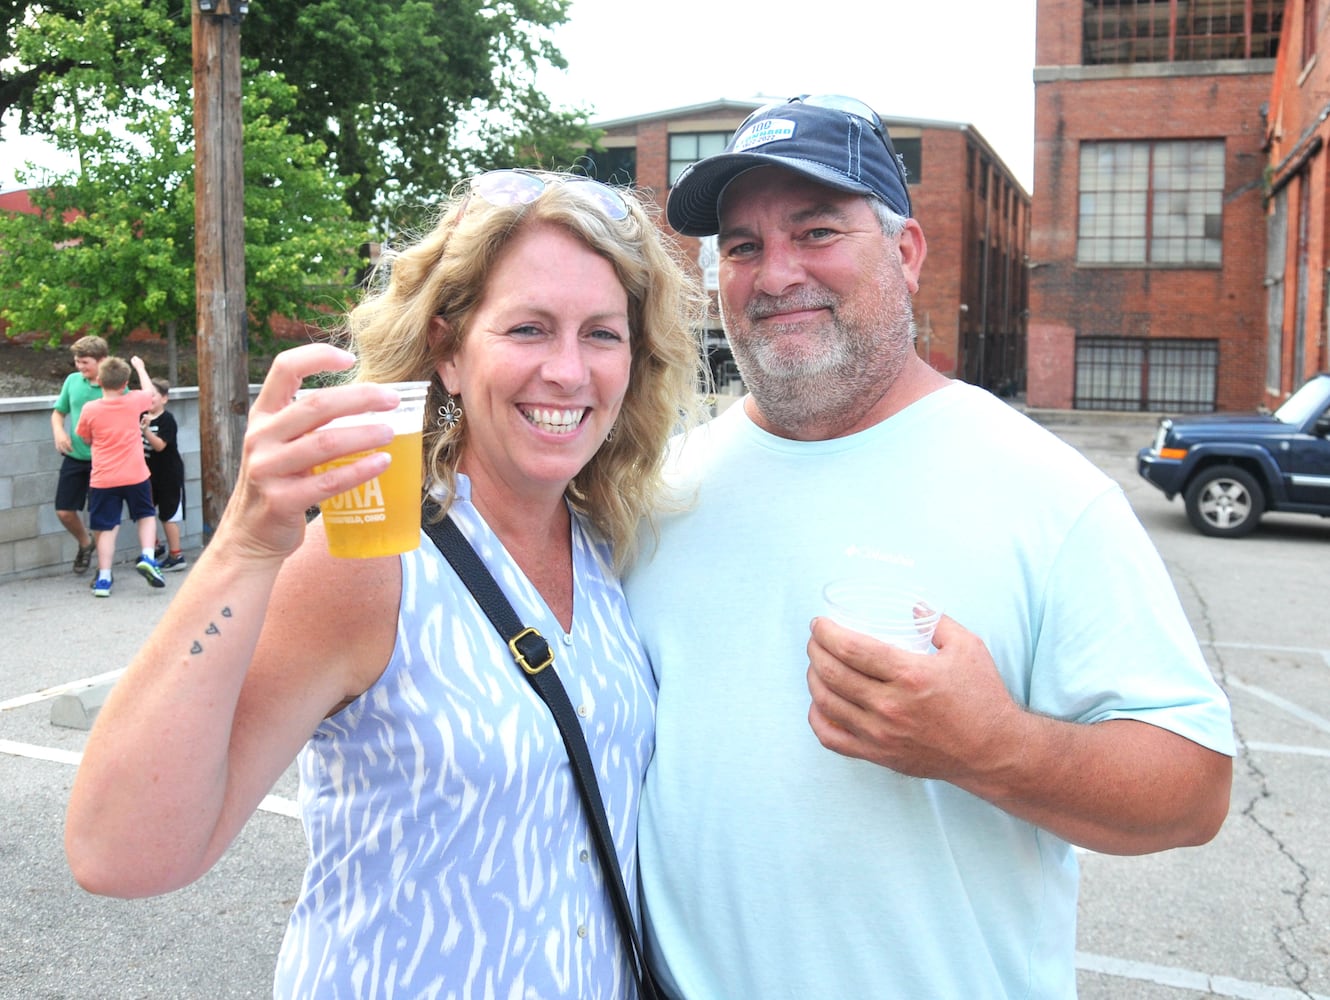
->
[[1137, 373, 1330, 537]]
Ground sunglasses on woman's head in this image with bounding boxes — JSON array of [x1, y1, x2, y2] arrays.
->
[[469, 169, 631, 221]]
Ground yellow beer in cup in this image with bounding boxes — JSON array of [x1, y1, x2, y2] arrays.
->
[[305, 381, 429, 559]]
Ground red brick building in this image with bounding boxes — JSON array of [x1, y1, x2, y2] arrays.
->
[[1263, 0, 1330, 403], [1029, 0, 1283, 412], [588, 100, 1030, 394], [0, 190, 39, 216]]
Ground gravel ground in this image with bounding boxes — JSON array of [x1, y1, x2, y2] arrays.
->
[[0, 370, 54, 397]]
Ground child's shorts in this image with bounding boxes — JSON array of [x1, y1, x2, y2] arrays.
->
[[88, 480, 157, 531], [152, 478, 185, 523], [55, 456, 93, 511]]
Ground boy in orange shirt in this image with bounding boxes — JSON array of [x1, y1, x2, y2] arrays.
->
[[75, 355, 166, 597]]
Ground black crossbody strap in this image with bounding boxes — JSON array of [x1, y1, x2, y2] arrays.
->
[[422, 508, 659, 1000]]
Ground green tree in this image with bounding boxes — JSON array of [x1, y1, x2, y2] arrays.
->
[[0, 68, 363, 350], [2, 2, 191, 131], [3, 0, 604, 226], [241, 0, 602, 225]]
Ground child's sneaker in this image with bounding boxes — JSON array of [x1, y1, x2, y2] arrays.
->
[[91, 575, 112, 598], [154, 543, 167, 561], [136, 556, 166, 588], [160, 553, 188, 572]]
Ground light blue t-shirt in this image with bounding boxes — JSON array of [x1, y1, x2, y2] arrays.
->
[[625, 383, 1234, 1000], [274, 478, 655, 999]]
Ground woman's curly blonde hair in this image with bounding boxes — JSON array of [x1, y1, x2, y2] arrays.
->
[[339, 171, 710, 570]]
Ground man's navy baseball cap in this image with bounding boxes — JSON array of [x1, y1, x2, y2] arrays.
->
[[666, 95, 913, 237]]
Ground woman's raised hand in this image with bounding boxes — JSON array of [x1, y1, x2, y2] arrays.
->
[[218, 343, 403, 561]]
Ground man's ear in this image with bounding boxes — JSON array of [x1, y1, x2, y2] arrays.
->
[[897, 220, 928, 294], [428, 315, 460, 395]]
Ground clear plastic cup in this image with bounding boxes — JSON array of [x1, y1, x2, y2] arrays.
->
[[822, 579, 941, 653], [303, 381, 429, 558]]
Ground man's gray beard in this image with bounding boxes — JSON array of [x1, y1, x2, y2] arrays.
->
[[728, 301, 915, 437]]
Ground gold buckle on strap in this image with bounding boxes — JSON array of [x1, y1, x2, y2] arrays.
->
[[510, 627, 554, 675]]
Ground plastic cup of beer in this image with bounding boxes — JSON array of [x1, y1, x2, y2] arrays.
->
[[304, 381, 429, 558], [822, 579, 941, 653]]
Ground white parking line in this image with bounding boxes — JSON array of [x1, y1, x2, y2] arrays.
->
[[1077, 951, 1330, 999], [1204, 640, 1327, 655], [1244, 740, 1330, 759], [0, 739, 299, 817], [0, 738, 80, 766], [258, 793, 300, 818], [1203, 640, 1330, 668], [0, 669, 125, 712], [1228, 678, 1330, 736]]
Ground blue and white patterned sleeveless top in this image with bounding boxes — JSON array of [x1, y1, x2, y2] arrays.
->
[[273, 477, 656, 1000]]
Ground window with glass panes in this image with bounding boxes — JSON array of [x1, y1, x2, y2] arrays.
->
[[579, 146, 637, 186], [669, 133, 730, 185], [894, 137, 922, 183], [1082, 0, 1284, 64], [1077, 140, 1224, 266], [1075, 337, 1218, 411]]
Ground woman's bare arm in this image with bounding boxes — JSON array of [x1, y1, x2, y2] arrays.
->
[[65, 345, 404, 896]]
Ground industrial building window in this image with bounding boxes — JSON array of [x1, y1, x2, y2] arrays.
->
[[1077, 140, 1224, 267], [1083, 0, 1284, 64], [579, 146, 636, 186], [669, 133, 729, 185], [1266, 188, 1287, 392], [894, 137, 922, 183], [1075, 337, 1218, 411]]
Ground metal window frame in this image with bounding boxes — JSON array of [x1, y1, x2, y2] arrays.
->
[[1074, 336, 1219, 411], [1076, 139, 1224, 267], [667, 131, 731, 187], [1082, 0, 1284, 65]]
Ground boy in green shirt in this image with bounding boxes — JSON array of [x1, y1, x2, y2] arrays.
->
[[50, 336, 108, 573]]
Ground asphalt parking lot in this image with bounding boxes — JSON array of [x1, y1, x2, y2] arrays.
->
[[1, 408, 1327, 999]]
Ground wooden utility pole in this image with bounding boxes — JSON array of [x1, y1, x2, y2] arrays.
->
[[192, 0, 248, 544]]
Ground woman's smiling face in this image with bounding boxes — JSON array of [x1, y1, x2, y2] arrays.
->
[[438, 221, 632, 505]]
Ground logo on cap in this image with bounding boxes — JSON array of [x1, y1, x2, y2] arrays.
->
[[733, 118, 797, 153]]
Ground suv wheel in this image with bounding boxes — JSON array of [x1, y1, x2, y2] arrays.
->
[[1183, 465, 1265, 538]]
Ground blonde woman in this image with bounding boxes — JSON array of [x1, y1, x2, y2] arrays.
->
[[66, 170, 707, 999]]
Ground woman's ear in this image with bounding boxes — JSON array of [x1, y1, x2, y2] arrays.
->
[[428, 315, 460, 395]]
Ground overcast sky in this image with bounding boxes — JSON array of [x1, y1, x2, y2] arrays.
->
[[1, 0, 1038, 193], [539, 0, 1039, 190]]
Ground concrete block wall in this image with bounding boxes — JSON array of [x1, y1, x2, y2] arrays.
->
[[1, 387, 214, 583]]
